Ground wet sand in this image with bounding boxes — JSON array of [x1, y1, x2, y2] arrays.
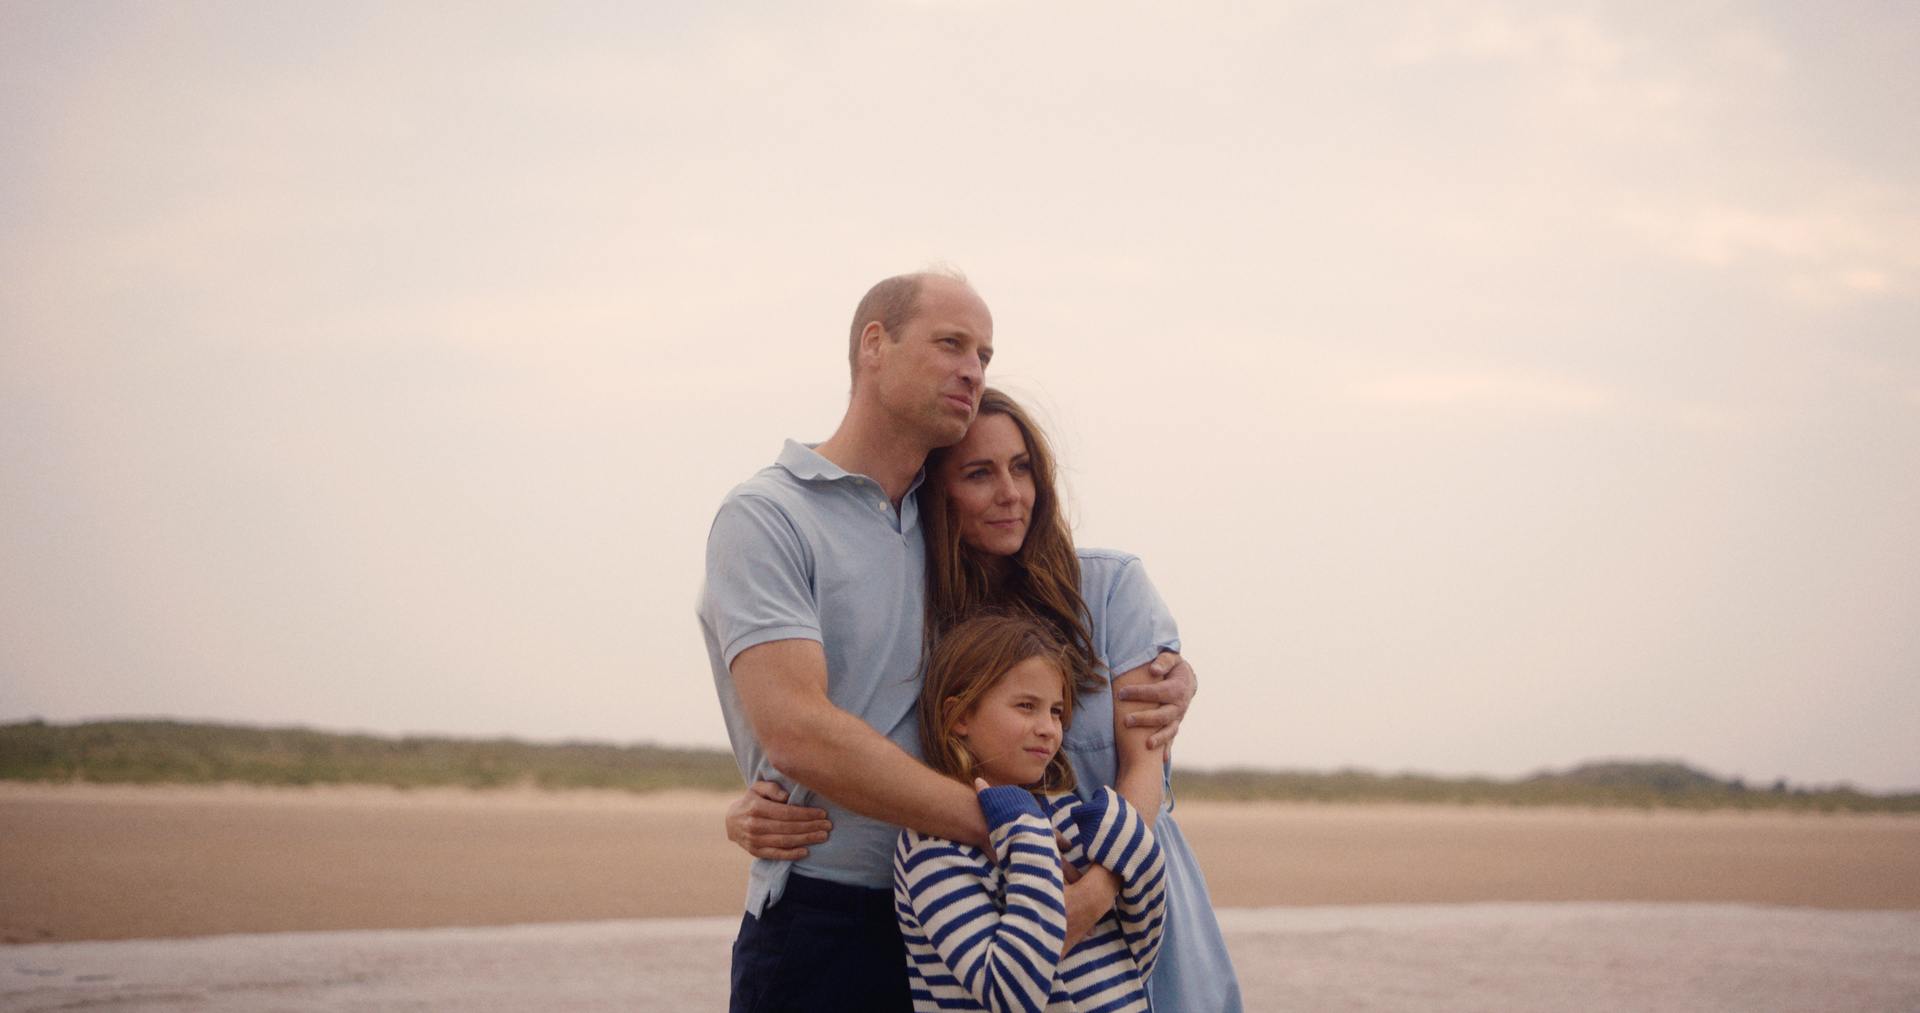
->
[[2, 782, 1917, 944], [7, 906, 1919, 1011]]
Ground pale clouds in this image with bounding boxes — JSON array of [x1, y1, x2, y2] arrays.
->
[[1615, 194, 1920, 302], [4, 1, 1918, 790], [1370, 4, 1919, 309], [1383, 8, 1631, 70], [1347, 370, 1615, 415]]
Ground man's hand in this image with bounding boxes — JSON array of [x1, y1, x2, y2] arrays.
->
[[1113, 650, 1197, 752], [724, 780, 831, 861]]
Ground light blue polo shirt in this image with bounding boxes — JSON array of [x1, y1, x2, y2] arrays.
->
[[697, 440, 929, 914]]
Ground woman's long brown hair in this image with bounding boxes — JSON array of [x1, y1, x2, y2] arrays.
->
[[919, 612, 1079, 793], [920, 388, 1101, 695]]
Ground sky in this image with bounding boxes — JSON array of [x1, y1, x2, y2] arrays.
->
[[3, 1, 1917, 791]]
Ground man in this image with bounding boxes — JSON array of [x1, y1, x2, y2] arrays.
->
[[698, 270, 1193, 1012]]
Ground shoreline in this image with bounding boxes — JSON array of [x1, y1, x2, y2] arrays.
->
[[5, 782, 1918, 944]]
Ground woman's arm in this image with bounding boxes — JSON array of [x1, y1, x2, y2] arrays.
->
[[725, 781, 831, 860], [897, 784, 1066, 1013], [1051, 660, 1170, 949], [1115, 651, 1198, 752], [1066, 786, 1169, 978], [1110, 661, 1168, 825]]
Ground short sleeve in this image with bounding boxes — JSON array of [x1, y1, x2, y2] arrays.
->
[[701, 494, 822, 668], [1097, 556, 1181, 678]]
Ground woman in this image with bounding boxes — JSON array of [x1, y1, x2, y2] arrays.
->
[[730, 389, 1243, 1012]]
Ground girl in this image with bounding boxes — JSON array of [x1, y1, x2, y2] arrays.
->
[[893, 612, 1166, 1013]]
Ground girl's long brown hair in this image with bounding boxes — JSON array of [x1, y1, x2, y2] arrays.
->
[[920, 389, 1101, 694], [919, 612, 1079, 793]]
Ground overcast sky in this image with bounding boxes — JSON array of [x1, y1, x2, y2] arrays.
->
[[4, 2, 1916, 790]]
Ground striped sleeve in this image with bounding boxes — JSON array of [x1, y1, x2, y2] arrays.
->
[[894, 786, 1066, 1013], [1068, 786, 1169, 978]]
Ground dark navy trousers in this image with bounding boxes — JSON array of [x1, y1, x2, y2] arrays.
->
[[729, 873, 912, 1012]]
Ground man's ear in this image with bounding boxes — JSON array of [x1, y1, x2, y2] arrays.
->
[[856, 321, 890, 374], [943, 695, 968, 737]]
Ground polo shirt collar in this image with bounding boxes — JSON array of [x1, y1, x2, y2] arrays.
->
[[775, 439, 928, 501], [775, 439, 847, 482]]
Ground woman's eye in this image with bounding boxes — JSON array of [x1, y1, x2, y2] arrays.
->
[[1013, 460, 1033, 475]]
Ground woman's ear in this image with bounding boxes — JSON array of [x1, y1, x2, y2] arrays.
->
[[943, 695, 969, 737]]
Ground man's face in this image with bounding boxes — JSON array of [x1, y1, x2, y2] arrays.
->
[[871, 278, 994, 447]]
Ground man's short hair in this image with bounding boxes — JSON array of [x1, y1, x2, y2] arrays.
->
[[846, 267, 969, 383]]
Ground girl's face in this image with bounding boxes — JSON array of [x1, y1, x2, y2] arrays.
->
[[939, 412, 1036, 558], [952, 656, 1066, 787]]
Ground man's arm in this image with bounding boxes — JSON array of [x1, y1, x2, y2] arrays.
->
[[722, 646, 1187, 862], [732, 638, 990, 850], [727, 647, 1196, 941]]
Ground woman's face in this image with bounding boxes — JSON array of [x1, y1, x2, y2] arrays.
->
[[940, 412, 1036, 558]]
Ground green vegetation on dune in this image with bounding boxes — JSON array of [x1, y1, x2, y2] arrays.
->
[[0, 719, 740, 793], [2, 720, 1914, 813], [1173, 761, 1919, 813]]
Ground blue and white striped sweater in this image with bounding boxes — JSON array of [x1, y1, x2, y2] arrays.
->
[[894, 785, 1167, 1012]]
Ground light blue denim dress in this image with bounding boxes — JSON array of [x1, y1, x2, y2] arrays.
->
[[1067, 549, 1245, 1013]]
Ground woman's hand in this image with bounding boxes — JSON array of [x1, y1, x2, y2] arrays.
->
[[724, 780, 831, 861], [1114, 650, 1198, 753], [1062, 864, 1119, 950]]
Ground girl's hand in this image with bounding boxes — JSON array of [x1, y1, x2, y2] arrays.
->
[[974, 777, 992, 792]]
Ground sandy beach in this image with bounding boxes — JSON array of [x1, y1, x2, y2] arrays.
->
[[4, 781, 1917, 943], [4, 783, 1919, 1010], [8, 906, 1920, 1012]]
